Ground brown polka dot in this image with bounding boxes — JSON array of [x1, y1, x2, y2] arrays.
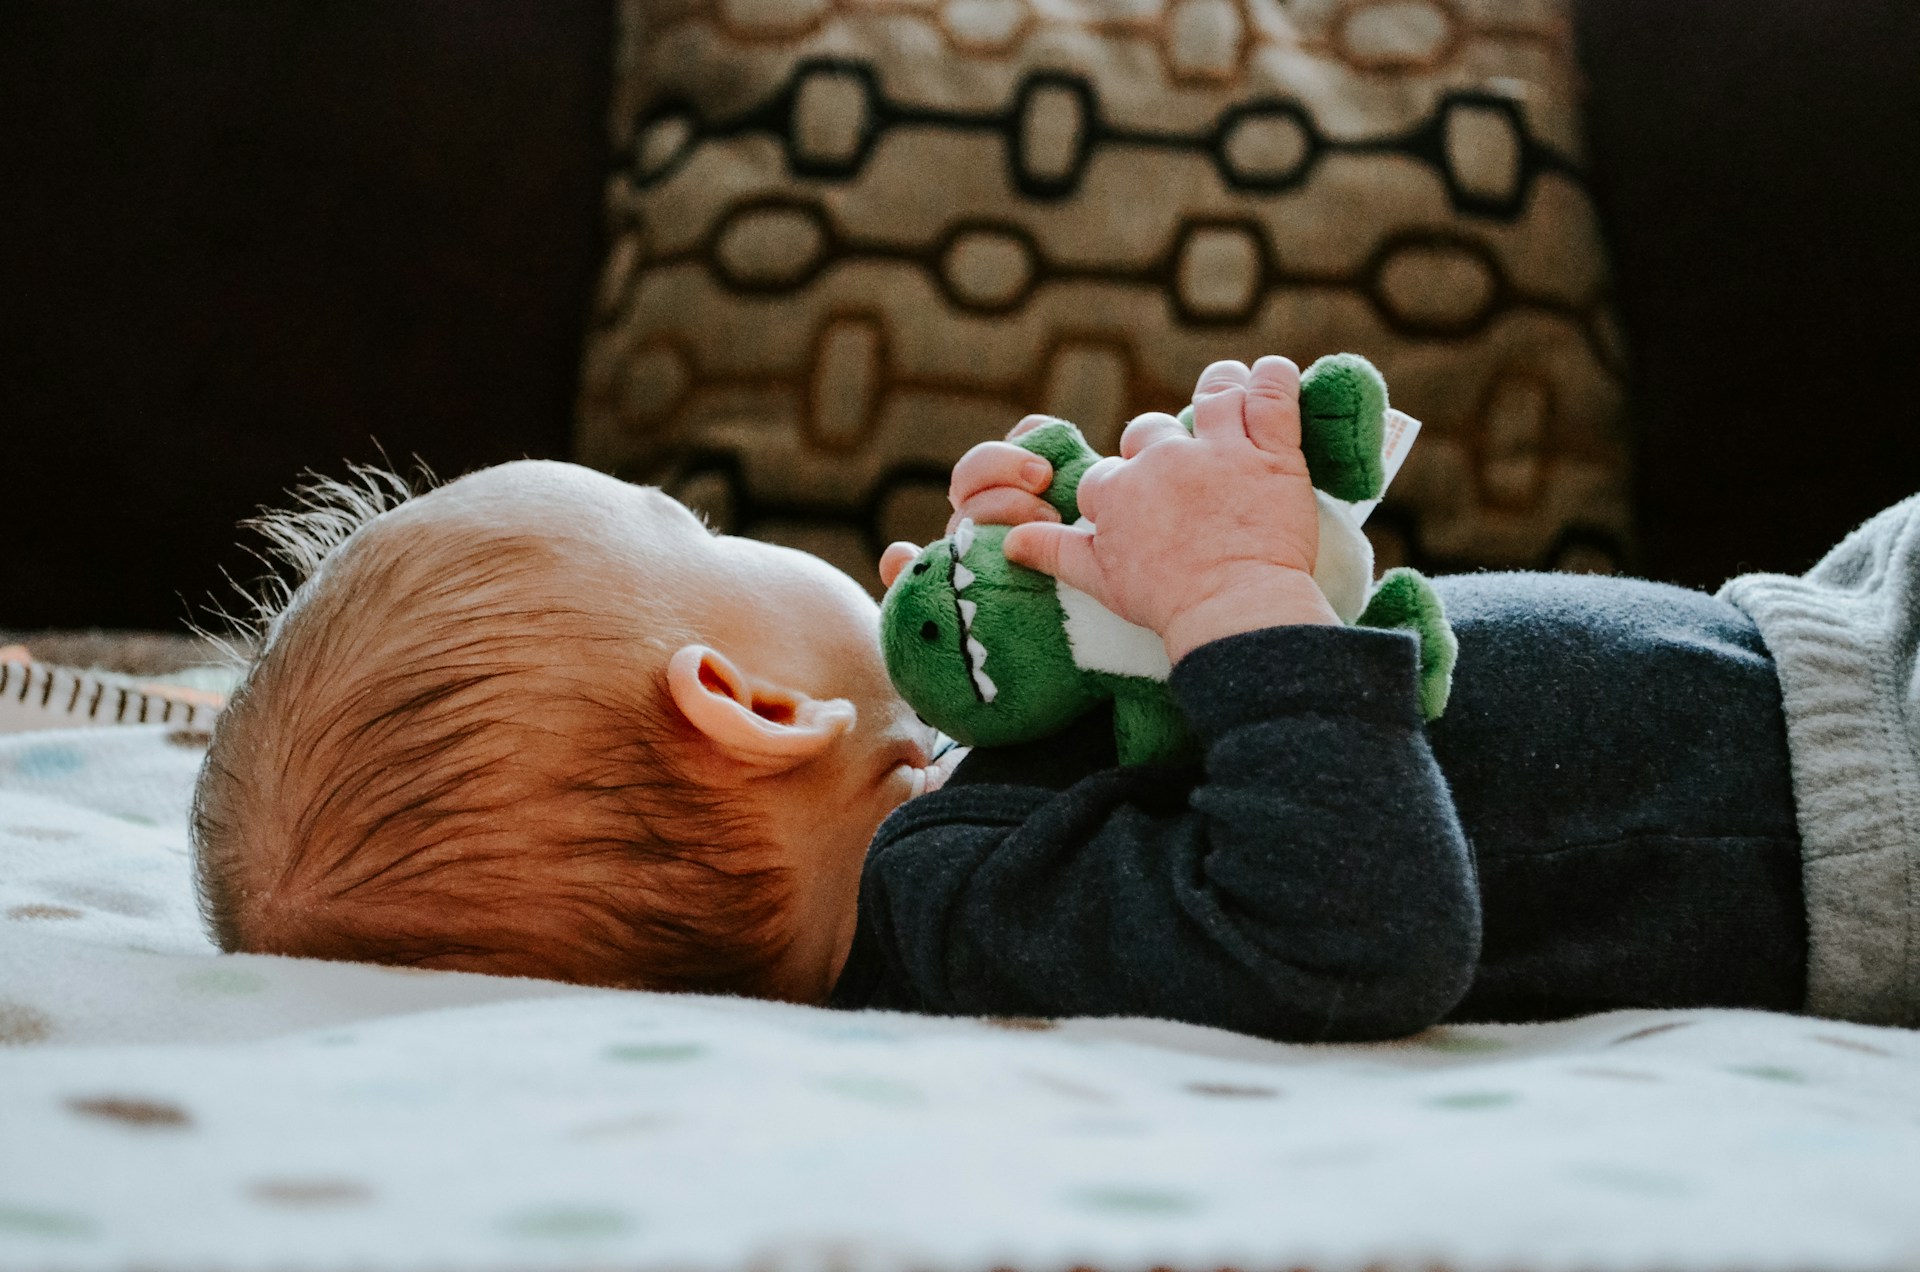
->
[[5, 825, 78, 842], [1021, 1070, 1113, 1104], [0, 1002, 53, 1045], [166, 729, 213, 749], [1811, 1034, 1893, 1057], [983, 1016, 1057, 1031], [1608, 1020, 1692, 1045], [42, 880, 158, 917], [66, 1096, 191, 1128], [7, 904, 84, 921], [1415, 1028, 1509, 1054], [249, 1179, 373, 1206], [1184, 1082, 1281, 1099]]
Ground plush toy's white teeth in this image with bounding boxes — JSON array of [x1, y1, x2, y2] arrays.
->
[[951, 518, 975, 559], [951, 569, 996, 702], [966, 638, 997, 702]]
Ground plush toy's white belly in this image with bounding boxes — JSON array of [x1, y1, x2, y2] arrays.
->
[[1055, 582, 1172, 680], [1312, 490, 1373, 625]]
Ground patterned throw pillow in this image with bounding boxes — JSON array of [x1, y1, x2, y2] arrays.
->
[[576, 0, 1630, 586]]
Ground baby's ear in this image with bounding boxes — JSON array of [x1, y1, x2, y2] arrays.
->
[[665, 645, 854, 772]]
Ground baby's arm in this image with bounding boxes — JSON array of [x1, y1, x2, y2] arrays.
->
[[851, 620, 1480, 1042]]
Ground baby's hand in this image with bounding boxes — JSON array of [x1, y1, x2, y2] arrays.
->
[[944, 413, 1064, 535], [1003, 357, 1338, 662], [879, 414, 1061, 590]]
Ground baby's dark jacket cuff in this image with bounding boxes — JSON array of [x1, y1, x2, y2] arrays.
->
[[1168, 624, 1424, 740]]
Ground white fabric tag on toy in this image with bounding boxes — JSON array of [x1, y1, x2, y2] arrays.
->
[[1343, 409, 1420, 525]]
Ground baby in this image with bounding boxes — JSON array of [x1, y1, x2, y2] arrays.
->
[[193, 358, 1920, 1038]]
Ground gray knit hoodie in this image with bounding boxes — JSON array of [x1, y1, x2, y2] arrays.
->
[[1719, 495, 1920, 1027]]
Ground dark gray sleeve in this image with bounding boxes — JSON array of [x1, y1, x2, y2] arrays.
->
[[851, 625, 1482, 1042]]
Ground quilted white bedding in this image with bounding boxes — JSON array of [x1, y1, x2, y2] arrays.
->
[[3, 724, 1920, 1272]]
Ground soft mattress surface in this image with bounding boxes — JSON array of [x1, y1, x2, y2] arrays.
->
[[3, 726, 1919, 1272]]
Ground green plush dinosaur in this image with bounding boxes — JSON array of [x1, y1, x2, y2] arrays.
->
[[880, 354, 1457, 766]]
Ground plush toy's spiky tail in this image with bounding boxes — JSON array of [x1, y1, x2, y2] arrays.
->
[[1357, 567, 1457, 721]]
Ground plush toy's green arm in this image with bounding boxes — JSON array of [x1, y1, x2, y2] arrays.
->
[[1298, 354, 1388, 503], [1357, 567, 1457, 721], [1013, 419, 1103, 522], [1107, 678, 1196, 767]]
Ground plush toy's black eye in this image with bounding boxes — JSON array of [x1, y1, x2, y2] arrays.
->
[[919, 620, 940, 643], [911, 560, 929, 576]]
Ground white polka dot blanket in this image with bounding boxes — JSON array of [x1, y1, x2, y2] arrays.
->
[[3, 726, 1919, 1272]]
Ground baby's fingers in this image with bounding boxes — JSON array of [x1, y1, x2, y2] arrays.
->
[[879, 541, 920, 590], [1006, 413, 1058, 441], [1003, 520, 1101, 596], [950, 441, 1052, 510], [1243, 355, 1302, 455], [1118, 411, 1185, 460], [1190, 359, 1253, 445], [1190, 359, 1251, 403], [946, 489, 1058, 535]]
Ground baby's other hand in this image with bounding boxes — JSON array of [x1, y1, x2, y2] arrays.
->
[[946, 413, 1064, 535], [878, 415, 1063, 590]]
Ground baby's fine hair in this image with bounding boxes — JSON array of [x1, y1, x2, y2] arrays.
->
[[190, 468, 795, 995]]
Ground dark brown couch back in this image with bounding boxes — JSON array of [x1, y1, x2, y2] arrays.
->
[[1574, 0, 1920, 587], [0, 1, 612, 629], [4, 0, 1918, 628]]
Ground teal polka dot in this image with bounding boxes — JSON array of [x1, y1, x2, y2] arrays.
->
[[604, 1043, 703, 1063], [13, 746, 82, 780], [1564, 1163, 1692, 1198], [814, 1024, 900, 1042], [113, 812, 158, 828], [177, 967, 268, 995], [1727, 1064, 1806, 1084], [570, 1113, 674, 1141], [501, 1206, 632, 1239], [1278, 1143, 1382, 1170], [1059, 1117, 1149, 1137], [1426, 1091, 1518, 1110], [1069, 1186, 1198, 1217], [817, 1074, 926, 1107], [0, 1203, 94, 1239], [1766, 1126, 1875, 1153]]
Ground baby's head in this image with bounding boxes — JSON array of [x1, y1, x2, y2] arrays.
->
[[192, 461, 941, 1002]]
